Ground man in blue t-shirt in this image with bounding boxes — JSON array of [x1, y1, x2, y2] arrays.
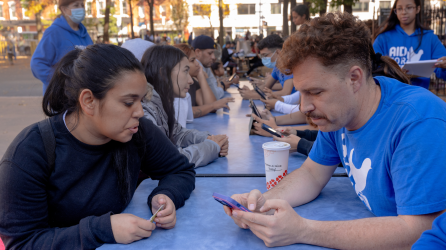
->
[[412, 212, 446, 249], [224, 13, 446, 249], [239, 34, 296, 100]]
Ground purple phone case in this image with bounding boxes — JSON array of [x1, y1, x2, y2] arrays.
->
[[213, 193, 252, 212]]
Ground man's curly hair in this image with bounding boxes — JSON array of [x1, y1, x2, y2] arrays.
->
[[277, 12, 373, 78]]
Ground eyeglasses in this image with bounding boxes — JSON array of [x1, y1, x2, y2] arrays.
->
[[259, 50, 276, 59], [394, 6, 416, 14]]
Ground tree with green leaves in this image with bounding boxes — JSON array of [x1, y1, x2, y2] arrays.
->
[[171, 0, 189, 35], [100, 7, 118, 42], [21, 0, 56, 41]]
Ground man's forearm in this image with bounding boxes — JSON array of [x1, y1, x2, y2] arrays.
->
[[301, 213, 440, 250], [276, 111, 307, 125]]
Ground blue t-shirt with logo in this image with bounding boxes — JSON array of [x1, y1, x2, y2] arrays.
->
[[271, 66, 296, 94], [309, 76, 446, 217], [373, 24, 446, 89], [412, 212, 446, 249]]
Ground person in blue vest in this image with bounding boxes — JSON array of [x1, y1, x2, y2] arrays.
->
[[373, 0, 446, 89], [31, 0, 93, 94]]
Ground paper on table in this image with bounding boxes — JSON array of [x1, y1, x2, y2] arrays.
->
[[402, 60, 437, 78]]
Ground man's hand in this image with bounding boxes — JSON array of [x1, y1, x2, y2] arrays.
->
[[223, 189, 269, 229], [111, 214, 156, 244], [260, 98, 279, 111], [232, 199, 307, 247], [251, 113, 278, 137], [151, 194, 176, 229]]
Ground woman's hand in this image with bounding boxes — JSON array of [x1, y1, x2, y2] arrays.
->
[[151, 194, 176, 229], [273, 134, 301, 152], [276, 126, 297, 136], [435, 57, 446, 69], [208, 135, 229, 156], [251, 114, 278, 137], [249, 77, 264, 86], [111, 214, 156, 244], [212, 97, 235, 110], [260, 98, 278, 111]]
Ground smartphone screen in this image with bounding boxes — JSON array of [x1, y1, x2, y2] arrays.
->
[[249, 99, 262, 119], [254, 85, 266, 100], [229, 74, 237, 81]]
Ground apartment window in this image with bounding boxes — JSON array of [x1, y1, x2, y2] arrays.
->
[[352, 2, 369, 12], [238, 4, 255, 15], [271, 3, 281, 14], [122, 1, 128, 15], [10, 2, 17, 18], [223, 4, 230, 16], [99, 1, 105, 14], [379, 1, 391, 9], [87, 2, 92, 15], [193, 4, 211, 16], [160, 5, 167, 17]]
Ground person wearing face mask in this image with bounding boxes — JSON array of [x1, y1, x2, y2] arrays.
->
[[31, 0, 92, 95], [239, 34, 296, 100], [139, 45, 230, 168]]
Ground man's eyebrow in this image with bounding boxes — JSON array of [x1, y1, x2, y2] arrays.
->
[[301, 87, 324, 92]]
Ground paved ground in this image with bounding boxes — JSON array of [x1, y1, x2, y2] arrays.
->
[[0, 56, 42, 96]]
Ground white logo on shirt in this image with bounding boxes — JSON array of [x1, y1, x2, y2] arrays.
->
[[342, 133, 373, 211], [388, 46, 424, 67]]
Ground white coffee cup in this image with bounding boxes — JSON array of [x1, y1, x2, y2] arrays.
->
[[262, 142, 291, 190]]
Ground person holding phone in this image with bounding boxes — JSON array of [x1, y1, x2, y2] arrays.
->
[[211, 61, 240, 90], [0, 44, 195, 249], [374, 0, 446, 89], [239, 35, 296, 100], [139, 45, 230, 168], [225, 13, 446, 249]]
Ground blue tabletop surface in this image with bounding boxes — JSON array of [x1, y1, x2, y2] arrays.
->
[[98, 177, 374, 250], [187, 84, 345, 176]]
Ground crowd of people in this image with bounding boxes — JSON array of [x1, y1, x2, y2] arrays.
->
[[1, 0, 446, 249]]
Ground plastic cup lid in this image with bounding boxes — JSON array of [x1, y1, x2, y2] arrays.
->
[[262, 142, 291, 151]]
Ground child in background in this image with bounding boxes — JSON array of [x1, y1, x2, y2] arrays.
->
[[374, 0, 446, 89], [211, 61, 240, 90]]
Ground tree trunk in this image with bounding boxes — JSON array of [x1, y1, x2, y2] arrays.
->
[[103, 0, 111, 42], [36, 10, 43, 41], [343, 3, 352, 14], [148, 0, 154, 37], [218, 0, 224, 46], [290, 0, 296, 33], [128, 0, 134, 38], [282, 0, 289, 37], [319, 0, 327, 16]]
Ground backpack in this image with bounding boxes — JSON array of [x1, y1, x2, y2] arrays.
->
[[37, 118, 56, 172]]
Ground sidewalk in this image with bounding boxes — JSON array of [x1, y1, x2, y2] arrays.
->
[[0, 96, 45, 158], [0, 56, 42, 96]]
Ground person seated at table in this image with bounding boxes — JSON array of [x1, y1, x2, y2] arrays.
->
[[0, 44, 196, 249], [224, 12, 446, 249], [412, 212, 446, 249], [261, 88, 301, 113], [211, 61, 240, 87], [239, 34, 296, 100], [140, 45, 229, 168], [243, 37, 264, 77], [174, 43, 235, 120], [221, 41, 238, 75], [192, 35, 227, 100]]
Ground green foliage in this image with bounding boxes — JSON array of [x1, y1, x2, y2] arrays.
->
[[21, 0, 55, 16], [306, 0, 358, 14], [171, 0, 189, 32], [99, 8, 119, 35]]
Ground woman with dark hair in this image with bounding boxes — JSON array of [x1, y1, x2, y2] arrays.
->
[[174, 43, 235, 120], [374, 0, 446, 89], [31, 0, 93, 94], [291, 4, 310, 26], [141, 45, 229, 168], [0, 44, 195, 249]]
